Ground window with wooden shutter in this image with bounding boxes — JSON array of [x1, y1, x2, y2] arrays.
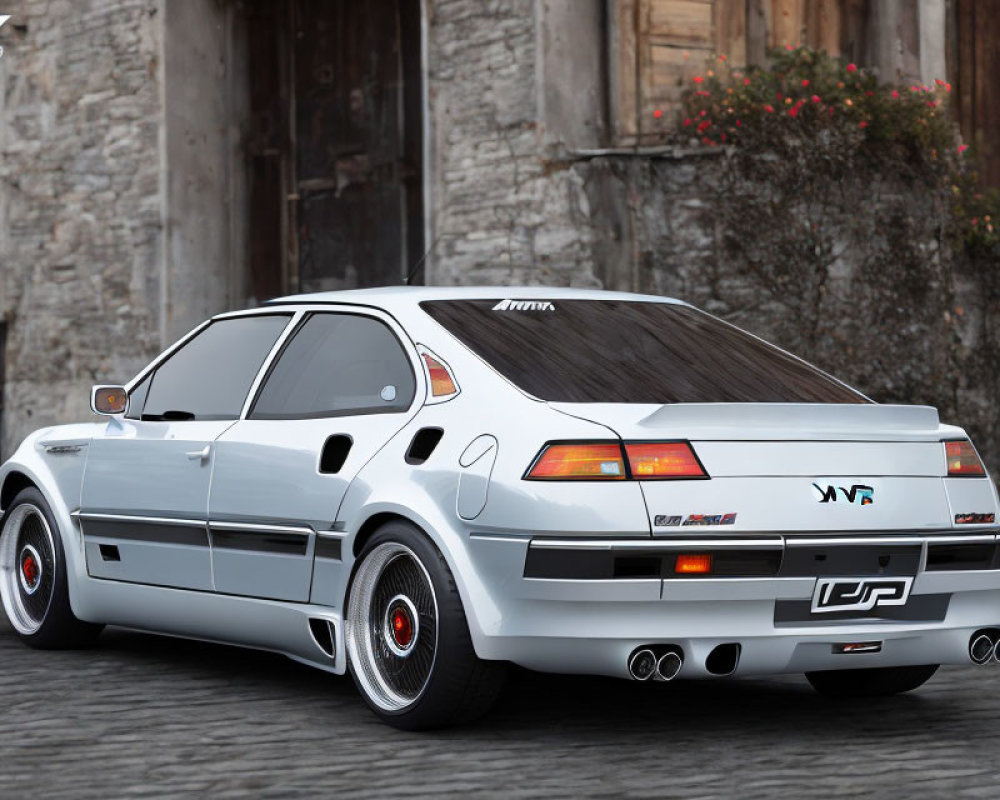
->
[[949, 0, 1000, 187], [607, 0, 883, 144], [610, 0, 746, 144]]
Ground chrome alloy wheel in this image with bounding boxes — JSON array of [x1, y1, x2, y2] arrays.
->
[[0, 503, 57, 635], [346, 542, 439, 712]]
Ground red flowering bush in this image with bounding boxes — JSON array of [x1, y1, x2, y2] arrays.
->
[[672, 46, 955, 165], [659, 45, 999, 255]]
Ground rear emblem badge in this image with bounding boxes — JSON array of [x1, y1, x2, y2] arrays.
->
[[654, 513, 736, 527], [955, 512, 996, 525], [812, 483, 874, 505], [811, 577, 912, 614]]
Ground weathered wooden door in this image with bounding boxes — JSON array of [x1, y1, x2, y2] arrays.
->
[[246, 1, 424, 299], [951, 0, 1000, 187]]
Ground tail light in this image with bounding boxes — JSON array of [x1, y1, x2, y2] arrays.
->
[[421, 353, 458, 398], [525, 441, 708, 481], [945, 440, 986, 477], [526, 443, 625, 480], [625, 442, 707, 479]]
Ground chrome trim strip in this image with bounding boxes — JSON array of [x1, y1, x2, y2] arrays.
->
[[209, 520, 315, 536], [468, 533, 533, 543], [529, 538, 784, 551], [522, 577, 661, 585], [531, 533, 998, 551], [76, 512, 206, 528], [924, 533, 1000, 545], [76, 513, 343, 541], [787, 535, 998, 547], [781, 528, 991, 538]]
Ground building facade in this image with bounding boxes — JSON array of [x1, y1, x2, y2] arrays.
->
[[0, 0, 998, 466]]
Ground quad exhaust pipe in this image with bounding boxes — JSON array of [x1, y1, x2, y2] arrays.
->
[[970, 633, 994, 665], [628, 647, 684, 681], [656, 651, 683, 681], [627, 648, 658, 681], [969, 629, 1000, 665]]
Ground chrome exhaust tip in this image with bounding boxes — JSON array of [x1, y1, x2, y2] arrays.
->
[[970, 633, 994, 665], [993, 638, 1000, 665], [628, 648, 657, 681], [655, 651, 683, 681]]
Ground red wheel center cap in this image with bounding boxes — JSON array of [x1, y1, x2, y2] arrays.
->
[[391, 607, 414, 648], [22, 554, 38, 588]]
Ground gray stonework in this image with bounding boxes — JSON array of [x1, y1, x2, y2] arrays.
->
[[1, 0, 997, 480], [0, 0, 163, 455]]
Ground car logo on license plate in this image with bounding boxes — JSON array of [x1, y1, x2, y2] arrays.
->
[[811, 577, 913, 614]]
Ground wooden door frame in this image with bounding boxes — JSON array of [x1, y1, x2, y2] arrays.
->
[[246, 0, 429, 297]]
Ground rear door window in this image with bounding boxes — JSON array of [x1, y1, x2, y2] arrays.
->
[[249, 313, 416, 419], [421, 299, 867, 404], [139, 315, 290, 420]]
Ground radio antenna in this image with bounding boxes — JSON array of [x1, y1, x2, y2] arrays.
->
[[404, 234, 440, 286]]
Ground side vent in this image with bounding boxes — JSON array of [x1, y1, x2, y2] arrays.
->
[[99, 544, 121, 562], [320, 435, 353, 474], [308, 618, 336, 659], [406, 427, 444, 465]]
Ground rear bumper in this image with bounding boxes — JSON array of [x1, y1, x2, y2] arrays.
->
[[465, 532, 1000, 678]]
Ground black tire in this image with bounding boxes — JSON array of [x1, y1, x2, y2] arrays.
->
[[345, 519, 506, 730], [806, 664, 939, 698], [0, 487, 103, 649]]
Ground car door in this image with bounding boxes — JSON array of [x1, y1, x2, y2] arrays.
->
[[208, 309, 422, 602], [79, 313, 292, 591]]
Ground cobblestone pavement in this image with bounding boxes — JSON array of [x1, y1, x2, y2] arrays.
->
[[2, 616, 999, 799]]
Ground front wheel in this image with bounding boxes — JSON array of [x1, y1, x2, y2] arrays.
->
[[806, 664, 939, 698], [345, 520, 506, 729], [0, 487, 103, 648]]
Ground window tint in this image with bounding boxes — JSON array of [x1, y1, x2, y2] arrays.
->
[[142, 315, 290, 421], [250, 313, 415, 419], [421, 300, 867, 404]]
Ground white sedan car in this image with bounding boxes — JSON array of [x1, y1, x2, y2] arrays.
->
[[1, 287, 998, 729]]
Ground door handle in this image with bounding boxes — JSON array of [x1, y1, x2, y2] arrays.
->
[[186, 445, 211, 462]]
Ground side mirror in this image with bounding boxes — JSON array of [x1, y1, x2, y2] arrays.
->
[[91, 385, 128, 416]]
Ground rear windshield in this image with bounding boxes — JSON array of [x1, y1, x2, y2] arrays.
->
[[421, 300, 867, 404]]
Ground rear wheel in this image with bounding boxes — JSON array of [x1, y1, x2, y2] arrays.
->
[[345, 520, 506, 729], [0, 487, 103, 648], [806, 664, 939, 698]]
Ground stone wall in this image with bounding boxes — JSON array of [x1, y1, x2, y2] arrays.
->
[[425, 0, 604, 288], [0, 0, 164, 455]]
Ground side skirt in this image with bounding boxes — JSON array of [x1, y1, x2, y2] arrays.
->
[[74, 575, 346, 675]]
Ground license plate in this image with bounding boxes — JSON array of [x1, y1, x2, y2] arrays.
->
[[811, 577, 913, 614]]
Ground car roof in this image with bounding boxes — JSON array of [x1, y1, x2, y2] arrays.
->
[[266, 285, 688, 313]]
